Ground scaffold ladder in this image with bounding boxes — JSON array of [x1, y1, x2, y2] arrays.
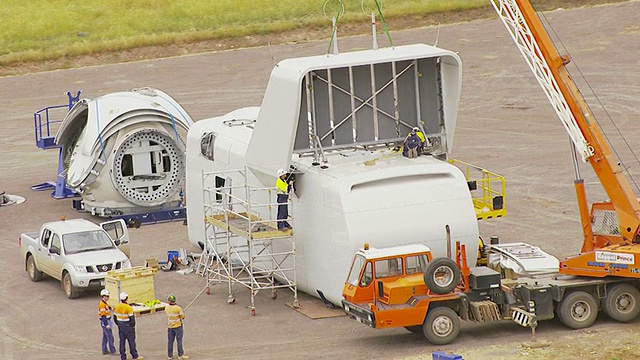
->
[[198, 167, 299, 315]]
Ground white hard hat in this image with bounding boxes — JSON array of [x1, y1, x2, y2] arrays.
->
[[119, 292, 129, 301], [100, 289, 110, 297], [277, 169, 286, 177], [412, 126, 420, 132]]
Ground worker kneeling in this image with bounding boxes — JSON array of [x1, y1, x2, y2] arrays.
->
[[403, 127, 424, 158]]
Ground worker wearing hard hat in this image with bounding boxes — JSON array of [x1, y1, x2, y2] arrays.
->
[[165, 294, 189, 360], [276, 169, 293, 230], [403, 127, 425, 158], [98, 289, 117, 355], [413, 126, 426, 144], [113, 292, 144, 360]]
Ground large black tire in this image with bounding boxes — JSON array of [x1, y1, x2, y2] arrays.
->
[[62, 272, 79, 299], [422, 307, 460, 345], [26, 255, 43, 282], [557, 291, 598, 329], [423, 257, 460, 294], [602, 283, 640, 322]]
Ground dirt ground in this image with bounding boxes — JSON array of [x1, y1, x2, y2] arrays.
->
[[1, 1, 640, 359]]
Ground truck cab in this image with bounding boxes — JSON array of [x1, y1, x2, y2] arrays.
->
[[342, 244, 469, 343], [341, 242, 513, 345], [343, 244, 433, 306]]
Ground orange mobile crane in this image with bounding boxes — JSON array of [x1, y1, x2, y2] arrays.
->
[[341, 1, 640, 345], [492, 0, 640, 277]]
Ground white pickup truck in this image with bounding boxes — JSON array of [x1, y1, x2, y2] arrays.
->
[[19, 218, 132, 298]]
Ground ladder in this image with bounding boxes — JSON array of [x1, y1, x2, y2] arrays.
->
[[197, 168, 299, 315]]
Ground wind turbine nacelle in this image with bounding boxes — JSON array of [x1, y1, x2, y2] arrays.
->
[[185, 44, 478, 305], [55, 88, 194, 217]]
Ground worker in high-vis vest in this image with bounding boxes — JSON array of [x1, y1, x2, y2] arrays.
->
[[403, 127, 426, 158], [413, 126, 426, 145], [165, 294, 189, 360], [98, 289, 117, 355], [276, 168, 293, 230], [113, 292, 144, 360]]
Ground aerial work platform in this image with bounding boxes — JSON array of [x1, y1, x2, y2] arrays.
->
[[196, 168, 298, 315]]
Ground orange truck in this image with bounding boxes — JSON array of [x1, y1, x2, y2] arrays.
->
[[341, 241, 640, 344], [342, 0, 640, 345]]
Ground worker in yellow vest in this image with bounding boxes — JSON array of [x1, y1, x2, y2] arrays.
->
[[165, 294, 189, 360], [98, 289, 117, 355], [403, 127, 426, 158], [276, 169, 293, 230], [114, 292, 143, 360]]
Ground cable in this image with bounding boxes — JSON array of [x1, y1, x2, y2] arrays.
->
[[539, 10, 640, 193], [374, 0, 393, 48], [183, 282, 211, 311], [323, 0, 344, 55]]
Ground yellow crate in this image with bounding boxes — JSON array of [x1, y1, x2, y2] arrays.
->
[[105, 266, 157, 308], [107, 266, 158, 279]]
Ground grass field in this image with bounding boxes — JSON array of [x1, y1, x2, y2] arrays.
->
[[0, 0, 486, 66]]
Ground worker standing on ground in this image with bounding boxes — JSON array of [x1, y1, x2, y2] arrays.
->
[[276, 168, 293, 230], [165, 294, 189, 360], [114, 292, 144, 360], [98, 289, 117, 356]]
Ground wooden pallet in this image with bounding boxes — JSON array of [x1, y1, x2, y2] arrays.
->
[[131, 301, 168, 316], [205, 213, 292, 239]]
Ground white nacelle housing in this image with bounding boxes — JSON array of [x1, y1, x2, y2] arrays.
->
[[55, 87, 193, 216], [186, 44, 478, 305]]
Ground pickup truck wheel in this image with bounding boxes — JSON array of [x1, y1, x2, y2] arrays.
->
[[557, 291, 597, 329], [424, 258, 460, 294], [422, 307, 460, 345], [27, 255, 43, 282], [602, 283, 640, 322], [62, 272, 79, 299]]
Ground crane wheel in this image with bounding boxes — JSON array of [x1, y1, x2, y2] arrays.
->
[[602, 283, 640, 322], [557, 291, 598, 329]]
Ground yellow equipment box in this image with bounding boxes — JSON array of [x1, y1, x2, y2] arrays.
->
[[105, 266, 158, 308]]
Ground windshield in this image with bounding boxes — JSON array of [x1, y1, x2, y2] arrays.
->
[[63, 230, 115, 255], [347, 254, 366, 286]]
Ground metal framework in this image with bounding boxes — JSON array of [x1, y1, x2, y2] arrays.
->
[[490, 0, 592, 161], [294, 57, 446, 160], [30, 91, 82, 199], [196, 168, 298, 315], [492, 0, 640, 247]]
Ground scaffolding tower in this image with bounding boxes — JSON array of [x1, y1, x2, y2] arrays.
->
[[196, 168, 298, 315]]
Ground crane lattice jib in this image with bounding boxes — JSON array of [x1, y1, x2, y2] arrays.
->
[[490, 0, 591, 160], [491, 0, 640, 243]]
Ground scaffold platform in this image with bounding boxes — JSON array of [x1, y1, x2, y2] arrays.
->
[[196, 168, 298, 315], [205, 213, 293, 239]]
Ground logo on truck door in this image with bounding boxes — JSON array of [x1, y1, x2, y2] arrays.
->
[[595, 251, 635, 264]]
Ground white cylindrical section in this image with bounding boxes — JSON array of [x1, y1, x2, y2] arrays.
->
[[371, 13, 379, 50]]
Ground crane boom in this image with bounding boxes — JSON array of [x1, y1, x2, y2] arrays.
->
[[491, 0, 640, 245]]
